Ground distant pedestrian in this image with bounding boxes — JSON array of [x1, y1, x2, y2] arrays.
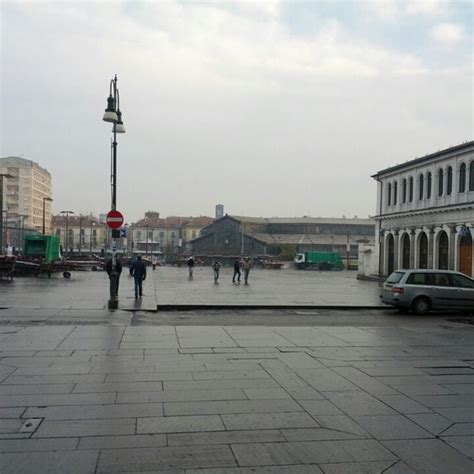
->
[[152, 257, 157, 271], [243, 257, 253, 284], [131, 255, 147, 299], [232, 258, 241, 283], [187, 256, 195, 278], [212, 259, 222, 283]]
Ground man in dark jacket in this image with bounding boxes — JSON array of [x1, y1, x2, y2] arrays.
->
[[131, 255, 147, 299], [232, 258, 241, 283]]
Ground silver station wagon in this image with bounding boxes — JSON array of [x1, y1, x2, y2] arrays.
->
[[381, 269, 474, 315]]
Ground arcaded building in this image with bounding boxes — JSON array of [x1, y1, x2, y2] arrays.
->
[[372, 141, 474, 277]]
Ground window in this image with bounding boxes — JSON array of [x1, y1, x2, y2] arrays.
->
[[402, 179, 407, 203], [427, 172, 432, 198], [192, 231, 197, 239], [459, 163, 466, 193], [470, 161, 474, 191], [393, 181, 398, 205], [387, 182, 392, 206], [430, 273, 450, 287], [386, 271, 405, 284], [447, 166, 453, 195], [409, 177, 413, 202], [136, 231, 141, 240], [438, 168, 444, 196], [55, 229, 61, 236], [407, 273, 427, 285], [450, 274, 474, 289], [159, 231, 164, 238], [148, 231, 153, 239], [419, 174, 424, 200]]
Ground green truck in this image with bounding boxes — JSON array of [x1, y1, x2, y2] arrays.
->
[[23, 235, 61, 263], [294, 251, 343, 270]]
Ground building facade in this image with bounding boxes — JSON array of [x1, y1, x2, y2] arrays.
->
[[181, 216, 214, 252], [130, 212, 186, 256], [191, 215, 375, 264], [52, 214, 107, 255], [372, 141, 474, 277], [0, 156, 53, 232]]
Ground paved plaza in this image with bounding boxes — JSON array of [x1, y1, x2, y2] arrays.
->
[[0, 267, 382, 312], [0, 268, 473, 473], [0, 318, 473, 473]]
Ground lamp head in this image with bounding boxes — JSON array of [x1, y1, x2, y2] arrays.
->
[[113, 109, 126, 133], [103, 95, 118, 123]]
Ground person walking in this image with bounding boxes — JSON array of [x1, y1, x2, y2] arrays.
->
[[212, 259, 222, 283], [232, 258, 241, 283], [131, 255, 147, 299], [243, 256, 253, 284], [187, 256, 195, 278]]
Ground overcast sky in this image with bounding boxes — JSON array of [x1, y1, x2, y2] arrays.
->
[[1, 0, 472, 223]]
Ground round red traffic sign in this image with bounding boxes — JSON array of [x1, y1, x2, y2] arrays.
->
[[106, 210, 124, 229]]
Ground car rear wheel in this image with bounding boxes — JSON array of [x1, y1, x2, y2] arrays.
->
[[412, 297, 430, 315]]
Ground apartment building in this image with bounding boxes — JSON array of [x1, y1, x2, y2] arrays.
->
[[0, 156, 53, 232]]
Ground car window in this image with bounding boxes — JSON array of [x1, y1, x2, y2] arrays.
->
[[386, 271, 405, 284], [429, 273, 450, 287], [406, 273, 427, 285], [450, 274, 474, 289]]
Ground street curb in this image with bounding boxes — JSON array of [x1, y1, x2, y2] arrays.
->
[[156, 304, 387, 311]]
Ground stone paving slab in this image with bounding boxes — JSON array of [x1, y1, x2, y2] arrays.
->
[[0, 450, 99, 474], [0, 321, 473, 473]]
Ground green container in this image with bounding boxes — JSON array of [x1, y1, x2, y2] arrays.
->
[[306, 251, 343, 268], [23, 235, 61, 262]]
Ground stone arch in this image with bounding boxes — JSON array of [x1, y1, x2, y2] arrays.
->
[[436, 230, 449, 270], [459, 228, 473, 277], [401, 232, 411, 269], [418, 231, 428, 269]]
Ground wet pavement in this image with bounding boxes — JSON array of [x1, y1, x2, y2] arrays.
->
[[153, 267, 382, 307], [0, 268, 472, 473], [0, 267, 382, 311], [0, 317, 472, 473]]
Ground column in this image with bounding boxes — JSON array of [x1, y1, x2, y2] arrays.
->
[[447, 224, 457, 271], [378, 231, 384, 277], [393, 230, 400, 271], [409, 228, 416, 269], [427, 226, 435, 269]]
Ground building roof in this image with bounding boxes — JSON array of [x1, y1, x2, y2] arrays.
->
[[252, 233, 373, 245], [52, 215, 104, 227], [0, 156, 51, 176], [372, 141, 474, 178], [182, 216, 214, 227], [132, 215, 193, 229], [229, 215, 375, 226]]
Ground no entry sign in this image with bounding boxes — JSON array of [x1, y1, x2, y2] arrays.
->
[[106, 210, 124, 229]]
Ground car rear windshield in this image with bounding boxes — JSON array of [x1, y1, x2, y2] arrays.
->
[[386, 271, 405, 284]]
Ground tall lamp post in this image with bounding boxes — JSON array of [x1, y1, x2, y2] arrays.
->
[[42, 197, 53, 235], [102, 74, 126, 309], [0, 173, 14, 254], [60, 210, 73, 257]]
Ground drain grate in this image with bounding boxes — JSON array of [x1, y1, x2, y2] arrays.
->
[[20, 418, 42, 434]]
